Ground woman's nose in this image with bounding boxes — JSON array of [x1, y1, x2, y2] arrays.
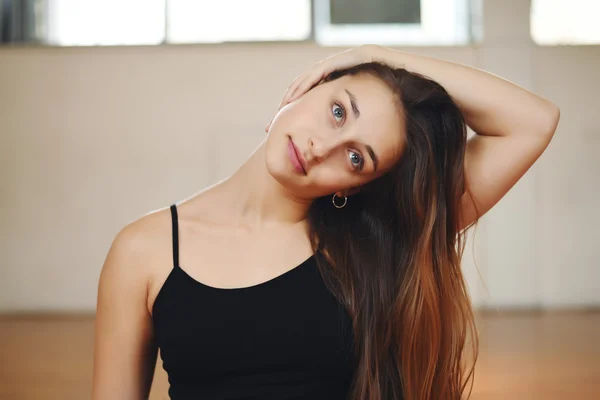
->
[[309, 135, 341, 161], [308, 137, 327, 161]]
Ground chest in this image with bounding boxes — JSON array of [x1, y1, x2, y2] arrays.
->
[[176, 222, 314, 289], [152, 257, 355, 385]]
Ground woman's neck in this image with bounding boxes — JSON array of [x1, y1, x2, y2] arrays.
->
[[214, 139, 311, 230]]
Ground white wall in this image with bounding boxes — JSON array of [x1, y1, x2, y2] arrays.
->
[[0, 0, 598, 312]]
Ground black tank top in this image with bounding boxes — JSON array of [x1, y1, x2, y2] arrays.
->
[[151, 204, 356, 399]]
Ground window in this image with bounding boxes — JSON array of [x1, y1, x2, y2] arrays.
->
[[47, 0, 165, 46], [531, 0, 600, 45], [314, 0, 472, 46], [38, 0, 471, 46], [166, 0, 311, 43]]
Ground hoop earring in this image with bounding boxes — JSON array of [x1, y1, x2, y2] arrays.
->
[[332, 193, 347, 209]]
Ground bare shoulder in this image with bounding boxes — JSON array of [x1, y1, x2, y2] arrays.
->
[[111, 206, 172, 264], [110, 194, 221, 314], [92, 206, 174, 398], [102, 206, 175, 297]]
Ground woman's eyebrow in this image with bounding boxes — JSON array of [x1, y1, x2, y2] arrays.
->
[[345, 89, 360, 119], [366, 145, 378, 172]]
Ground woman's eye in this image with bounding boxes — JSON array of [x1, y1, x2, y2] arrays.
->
[[332, 103, 345, 123], [348, 150, 364, 170]]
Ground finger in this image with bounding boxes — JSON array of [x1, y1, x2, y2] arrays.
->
[[294, 61, 332, 101], [288, 67, 326, 103], [281, 75, 312, 108], [278, 72, 306, 109], [287, 70, 319, 103], [280, 80, 303, 109], [280, 61, 323, 107]]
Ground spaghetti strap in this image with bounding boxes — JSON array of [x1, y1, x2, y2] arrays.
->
[[170, 204, 179, 268], [152, 204, 355, 399]]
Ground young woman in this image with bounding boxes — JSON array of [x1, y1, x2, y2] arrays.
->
[[92, 45, 560, 400]]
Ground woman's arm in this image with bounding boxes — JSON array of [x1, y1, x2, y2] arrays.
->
[[373, 47, 560, 230], [92, 223, 158, 400], [374, 47, 559, 140], [278, 45, 560, 230]]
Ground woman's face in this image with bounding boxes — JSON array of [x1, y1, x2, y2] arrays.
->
[[265, 73, 406, 200]]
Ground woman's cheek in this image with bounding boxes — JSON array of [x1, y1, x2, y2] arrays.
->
[[316, 168, 348, 193]]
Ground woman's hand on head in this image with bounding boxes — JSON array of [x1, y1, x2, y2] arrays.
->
[[280, 45, 387, 107], [265, 44, 387, 132]]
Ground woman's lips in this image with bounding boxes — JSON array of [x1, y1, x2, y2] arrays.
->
[[288, 137, 307, 175]]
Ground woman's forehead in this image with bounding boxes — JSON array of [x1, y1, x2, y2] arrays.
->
[[330, 74, 395, 99], [328, 75, 401, 121]]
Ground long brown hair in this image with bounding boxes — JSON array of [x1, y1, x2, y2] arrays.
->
[[307, 62, 480, 399]]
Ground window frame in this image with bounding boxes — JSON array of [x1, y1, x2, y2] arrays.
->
[[312, 0, 473, 46], [39, 0, 475, 47]]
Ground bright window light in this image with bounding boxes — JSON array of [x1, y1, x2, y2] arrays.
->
[[531, 0, 600, 45], [166, 0, 311, 43], [47, 0, 165, 46]]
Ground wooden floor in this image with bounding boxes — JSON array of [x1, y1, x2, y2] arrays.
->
[[0, 312, 599, 399]]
